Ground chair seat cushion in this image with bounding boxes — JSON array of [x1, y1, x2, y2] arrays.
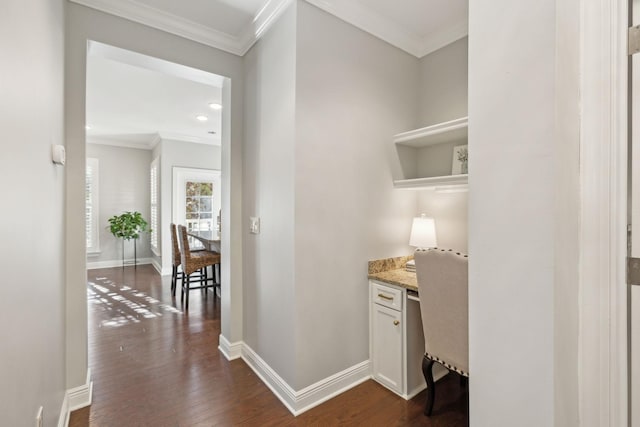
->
[[191, 250, 220, 264]]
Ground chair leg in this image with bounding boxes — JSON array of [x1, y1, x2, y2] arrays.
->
[[212, 264, 217, 298], [460, 375, 468, 387], [422, 357, 436, 416], [184, 274, 190, 309], [215, 264, 221, 298], [171, 266, 177, 296], [181, 273, 186, 301]]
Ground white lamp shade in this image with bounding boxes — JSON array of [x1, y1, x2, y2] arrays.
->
[[409, 216, 437, 248]]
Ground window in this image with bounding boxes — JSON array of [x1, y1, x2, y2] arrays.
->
[[172, 167, 221, 248], [185, 181, 214, 233], [150, 157, 159, 255], [86, 158, 99, 253]]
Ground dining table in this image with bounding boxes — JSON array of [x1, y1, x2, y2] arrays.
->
[[187, 229, 221, 253]]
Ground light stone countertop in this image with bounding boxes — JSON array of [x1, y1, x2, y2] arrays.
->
[[367, 255, 418, 291]]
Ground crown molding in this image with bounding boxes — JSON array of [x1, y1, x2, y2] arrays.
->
[[304, 0, 467, 58], [237, 0, 295, 55], [159, 132, 220, 146], [417, 19, 468, 57], [86, 133, 160, 150], [69, 0, 292, 57], [87, 132, 219, 149], [304, 0, 422, 57], [70, 0, 466, 59]]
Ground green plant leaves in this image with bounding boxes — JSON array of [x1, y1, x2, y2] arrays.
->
[[108, 211, 150, 240]]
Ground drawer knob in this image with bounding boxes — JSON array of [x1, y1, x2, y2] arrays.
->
[[378, 293, 394, 301], [393, 320, 400, 326]]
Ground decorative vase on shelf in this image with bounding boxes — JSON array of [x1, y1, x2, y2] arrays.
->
[[461, 161, 468, 174]]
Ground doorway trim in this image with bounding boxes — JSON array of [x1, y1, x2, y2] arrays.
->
[[579, 0, 628, 425]]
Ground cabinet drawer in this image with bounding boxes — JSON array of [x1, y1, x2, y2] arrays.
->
[[372, 282, 403, 311]]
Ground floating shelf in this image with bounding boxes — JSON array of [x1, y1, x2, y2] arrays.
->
[[394, 117, 468, 148], [393, 174, 468, 190]]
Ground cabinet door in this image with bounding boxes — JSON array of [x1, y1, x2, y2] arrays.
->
[[371, 303, 403, 394]]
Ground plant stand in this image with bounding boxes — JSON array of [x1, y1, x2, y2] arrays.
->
[[121, 238, 138, 268]]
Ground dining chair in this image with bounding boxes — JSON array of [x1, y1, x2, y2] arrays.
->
[[176, 224, 221, 309], [414, 248, 469, 416]]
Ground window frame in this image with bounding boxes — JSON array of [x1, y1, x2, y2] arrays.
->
[[86, 157, 100, 254], [172, 167, 221, 245], [149, 157, 160, 256]]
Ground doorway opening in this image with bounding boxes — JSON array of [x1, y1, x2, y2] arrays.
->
[[83, 39, 230, 326]]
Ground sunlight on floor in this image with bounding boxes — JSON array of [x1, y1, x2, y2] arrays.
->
[[88, 276, 182, 328]]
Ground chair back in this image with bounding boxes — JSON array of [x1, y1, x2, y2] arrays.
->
[[170, 223, 181, 267], [414, 248, 469, 376], [176, 225, 195, 275]]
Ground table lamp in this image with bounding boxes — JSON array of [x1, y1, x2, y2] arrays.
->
[[407, 214, 437, 272], [409, 214, 438, 249]]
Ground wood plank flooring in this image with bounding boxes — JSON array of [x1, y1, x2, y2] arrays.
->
[[69, 265, 468, 426]]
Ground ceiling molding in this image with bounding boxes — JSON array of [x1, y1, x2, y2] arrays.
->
[[417, 19, 468, 57], [159, 132, 220, 146], [70, 0, 293, 57], [86, 133, 160, 150], [70, 0, 467, 59], [70, 0, 244, 55], [87, 132, 219, 149], [238, 0, 294, 55], [303, 0, 467, 58]]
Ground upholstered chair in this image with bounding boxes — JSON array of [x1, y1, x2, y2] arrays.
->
[[414, 248, 469, 416]]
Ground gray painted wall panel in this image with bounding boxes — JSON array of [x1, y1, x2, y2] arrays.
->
[[0, 0, 66, 425]]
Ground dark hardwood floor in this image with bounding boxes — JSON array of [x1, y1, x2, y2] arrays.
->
[[69, 265, 468, 426]]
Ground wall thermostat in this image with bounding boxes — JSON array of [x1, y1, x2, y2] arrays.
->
[[51, 144, 66, 165]]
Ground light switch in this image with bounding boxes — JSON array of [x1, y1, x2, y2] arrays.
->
[[250, 217, 260, 234]]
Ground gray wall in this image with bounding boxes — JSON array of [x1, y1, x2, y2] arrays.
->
[[86, 144, 152, 266], [293, 2, 419, 389], [243, 0, 419, 390], [468, 0, 580, 424], [554, 0, 580, 424], [0, 0, 66, 425], [416, 37, 468, 254], [154, 139, 221, 274], [418, 37, 468, 125], [243, 2, 298, 386]]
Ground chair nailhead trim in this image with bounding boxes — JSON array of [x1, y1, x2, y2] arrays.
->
[[424, 353, 469, 377]]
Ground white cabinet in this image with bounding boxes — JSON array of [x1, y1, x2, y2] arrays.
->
[[371, 303, 403, 392], [393, 117, 468, 190], [370, 280, 430, 399]]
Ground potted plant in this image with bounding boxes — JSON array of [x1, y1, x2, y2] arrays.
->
[[108, 211, 150, 267]]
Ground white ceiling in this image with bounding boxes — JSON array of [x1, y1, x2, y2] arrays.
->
[[81, 0, 467, 149], [86, 42, 224, 149]]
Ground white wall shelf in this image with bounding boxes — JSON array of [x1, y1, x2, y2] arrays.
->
[[394, 117, 468, 148], [393, 174, 468, 190]]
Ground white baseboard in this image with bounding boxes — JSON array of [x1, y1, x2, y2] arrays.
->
[[58, 369, 92, 427], [218, 334, 242, 360], [240, 343, 370, 415], [57, 393, 69, 427], [87, 257, 153, 270], [150, 258, 161, 274]]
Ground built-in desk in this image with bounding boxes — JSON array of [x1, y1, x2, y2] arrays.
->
[[368, 256, 447, 399]]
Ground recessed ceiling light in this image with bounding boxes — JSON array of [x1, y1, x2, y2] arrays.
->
[[196, 115, 208, 121], [85, 125, 92, 130], [209, 103, 222, 110]]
